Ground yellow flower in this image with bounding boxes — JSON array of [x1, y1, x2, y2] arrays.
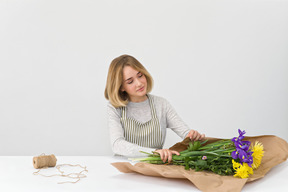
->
[[243, 163, 253, 175], [232, 159, 241, 170], [251, 141, 264, 169], [233, 162, 253, 179]]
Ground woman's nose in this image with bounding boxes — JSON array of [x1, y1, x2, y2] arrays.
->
[[135, 79, 142, 86]]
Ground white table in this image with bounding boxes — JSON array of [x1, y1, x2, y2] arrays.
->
[[0, 156, 287, 192]]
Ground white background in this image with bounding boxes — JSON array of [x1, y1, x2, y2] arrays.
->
[[0, 0, 287, 156]]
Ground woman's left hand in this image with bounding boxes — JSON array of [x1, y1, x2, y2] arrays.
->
[[186, 130, 205, 141]]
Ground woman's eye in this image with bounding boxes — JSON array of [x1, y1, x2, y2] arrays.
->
[[128, 80, 133, 84], [138, 73, 143, 77]]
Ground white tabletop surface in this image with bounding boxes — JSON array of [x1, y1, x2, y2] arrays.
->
[[0, 156, 287, 192]]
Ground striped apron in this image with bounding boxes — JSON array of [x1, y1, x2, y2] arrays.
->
[[120, 95, 163, 149]]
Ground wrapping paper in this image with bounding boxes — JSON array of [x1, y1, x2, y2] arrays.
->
[[111, 135, 288, 192]]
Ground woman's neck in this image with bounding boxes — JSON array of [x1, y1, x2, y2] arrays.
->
[[129, 94, 148, 103]]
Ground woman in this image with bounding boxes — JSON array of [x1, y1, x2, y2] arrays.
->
[[105, 54, 205, 163]]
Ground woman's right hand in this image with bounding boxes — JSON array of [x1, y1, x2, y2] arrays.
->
[[154, 149, 180, 163]]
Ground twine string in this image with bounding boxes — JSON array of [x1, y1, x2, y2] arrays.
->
[[33, 154, 88, 184]]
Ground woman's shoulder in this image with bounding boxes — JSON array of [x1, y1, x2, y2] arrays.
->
[[107, 102, 121, 116], [148, 94, 169, 106], [107, 101, 115, 109]]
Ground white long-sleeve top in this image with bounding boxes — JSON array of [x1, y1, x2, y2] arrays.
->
[[107, 94, 191, 157]]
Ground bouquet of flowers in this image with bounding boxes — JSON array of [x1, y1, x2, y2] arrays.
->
[[130, 129, 264, 179]]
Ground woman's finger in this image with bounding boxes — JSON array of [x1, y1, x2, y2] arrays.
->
[[197, 133, 205, 141], [163, 149, 169, 163], [157, 150, 164, 161], [156, 151, 160, 160], [190, 133, 194, 140], [200, 133, 205, 140], [161, 149, 165, 162], [167, 150, 173, 163], [171, 150, 180, 156], [192, 131, 199, 140], [195, 134, 202, 141], [189, 130, 195, 140], [187, 130, 205, 141]]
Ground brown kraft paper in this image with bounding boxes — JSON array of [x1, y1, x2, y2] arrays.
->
[[111, 135, 288, 192]]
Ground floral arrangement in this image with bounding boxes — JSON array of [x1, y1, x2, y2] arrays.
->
[[130, 129, 264, 179]]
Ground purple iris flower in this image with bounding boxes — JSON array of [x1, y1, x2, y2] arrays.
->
[[231, 150, 239, 159], [238, 149, 247, 161], [231, 148, 244, 159], [234, 140, 250, 151], [231, 129, 254, 167], [241, 141, 251, 150], [241, 140, 251, 146], [232, 148, 253, 166], [247, 151, 253, 156], [242, 152, 253, 167], [238, 129, 246, 140], [231, 129, 246, 144], [231, 137, 238, 143]]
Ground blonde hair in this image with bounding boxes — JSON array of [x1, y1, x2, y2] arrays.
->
[[104, 54, 153, 108]]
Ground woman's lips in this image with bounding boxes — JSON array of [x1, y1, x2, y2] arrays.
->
[[137, 86, 144, 92]]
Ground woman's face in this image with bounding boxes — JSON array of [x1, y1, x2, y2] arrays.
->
[[121, 66, 147, 102]]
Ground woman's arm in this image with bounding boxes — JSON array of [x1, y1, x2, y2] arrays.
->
[[165, 98, 191, 139], [107, 103, 157, 157], [164, 98, 205, 140]]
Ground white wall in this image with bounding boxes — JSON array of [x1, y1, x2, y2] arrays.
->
[[0, 0, 287, 156]]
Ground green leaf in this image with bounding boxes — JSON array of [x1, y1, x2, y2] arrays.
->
[[195, 160, 207, 167]]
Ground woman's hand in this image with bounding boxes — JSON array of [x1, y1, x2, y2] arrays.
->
[[186, 130, 205, 141], [154, 149, 180, 163]]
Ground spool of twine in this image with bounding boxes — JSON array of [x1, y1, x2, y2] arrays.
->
[[33, 154, 57, 169], [32, 153, 88, 184]]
